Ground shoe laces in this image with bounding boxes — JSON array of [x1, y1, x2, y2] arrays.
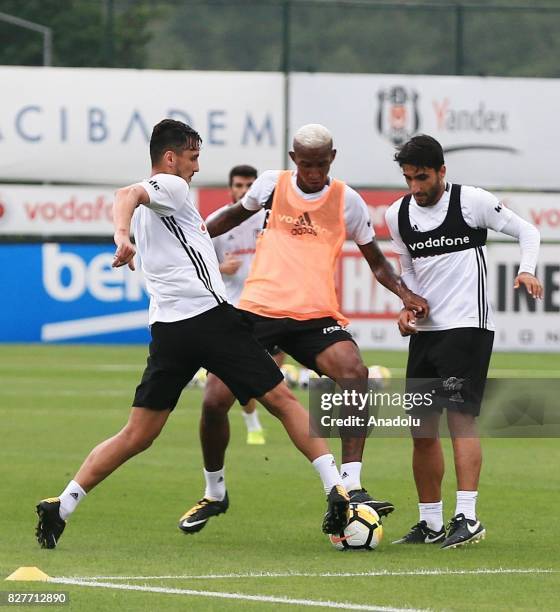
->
[[185, 498, 212, 517], [409, 521, 428, 535], [446, 514, 464, 532]]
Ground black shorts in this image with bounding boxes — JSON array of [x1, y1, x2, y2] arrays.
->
[[133, 304, 284, 411], [239, 311, 355, 374], [406, 327, 494, 417]]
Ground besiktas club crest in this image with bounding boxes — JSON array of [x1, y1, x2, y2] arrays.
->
[[377, 86, 420, 146]]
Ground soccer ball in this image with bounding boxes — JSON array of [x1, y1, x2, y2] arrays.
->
[[329, 503, 383, 551], [298, 367, 320, 389], [280, 364, 299, 388], [191, 368, 208, 388], [368, 365, 392, 389]]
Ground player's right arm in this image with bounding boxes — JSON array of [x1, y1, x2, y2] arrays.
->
[[207, 203, 257, 237], [207, 170, 279, 237], [112, 184, 150, 270]]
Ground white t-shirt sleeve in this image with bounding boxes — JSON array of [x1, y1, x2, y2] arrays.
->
[[140, 174, 189, 216], [384, 198, 409, 256], [384, 199, 419, 292], [462, 186, 513, 232], [211, 234, 226, 264], [344, 186, 375, 245], [241, 170, 281, 211]]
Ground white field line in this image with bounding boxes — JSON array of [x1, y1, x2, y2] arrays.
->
[[59, 568, 557, 581], [49, 578, 424, 612]]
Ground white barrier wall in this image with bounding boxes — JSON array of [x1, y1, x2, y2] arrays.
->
[[3, 184, 559, 241], [2, 67, 560, 189], [290, 73, 560, 189], [0, 67, 284, 185]]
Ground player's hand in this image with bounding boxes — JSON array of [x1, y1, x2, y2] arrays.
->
[[401, 289, 429, 319], [112, 233, 136, 270], [220, 253, 242, 275], [514, 272, 543, 299], [398, 308, 418, 336]]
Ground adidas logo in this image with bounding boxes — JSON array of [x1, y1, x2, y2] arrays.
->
[[70, 492, 79, 500], [218, 477, 224, 483], [292, 213, 317, 236], [341, 471, 349, 479]]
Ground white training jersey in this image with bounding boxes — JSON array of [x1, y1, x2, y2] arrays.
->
[[241, 170, 375, 245], [209, 205, 267, 306], [385, 183, 515, 332], [132, 173, 227, 324]]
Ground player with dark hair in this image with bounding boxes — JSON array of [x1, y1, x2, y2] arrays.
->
[[35, 119, 353, 549], [388, 134, 543, 548], [209, 164, 285, 445], [178, 123, 429, 535]]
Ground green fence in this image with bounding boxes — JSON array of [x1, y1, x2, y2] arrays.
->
[[1, 0, 560, 77]]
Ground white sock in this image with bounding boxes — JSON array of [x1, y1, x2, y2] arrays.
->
[[203, 468, 226, 501], [242, 409, 262, 433], [340, 461, 362, 492], [418, 501, 443, 531], [312, 454, 343, 495], [58, 480, 87, 521], [456, 490, 478, 521]]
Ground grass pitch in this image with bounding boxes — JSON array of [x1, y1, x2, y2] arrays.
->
[[1, 345, 559, 611]]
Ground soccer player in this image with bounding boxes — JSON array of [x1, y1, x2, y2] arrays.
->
[[388, 135, 543, 548], [35, 119, 353, 549], [178, 124, 429, 534], [209, 165, 285, 445]]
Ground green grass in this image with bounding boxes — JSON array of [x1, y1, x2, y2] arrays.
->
[[1, 345, 559, 611]]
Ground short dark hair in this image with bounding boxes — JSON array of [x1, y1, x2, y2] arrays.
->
[[150, 119, 202, 165], [394, 134, 444, 170], [228, 164, 258, 186]]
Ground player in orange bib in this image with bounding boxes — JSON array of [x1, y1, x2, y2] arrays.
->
[[178, 124, 429, 534]]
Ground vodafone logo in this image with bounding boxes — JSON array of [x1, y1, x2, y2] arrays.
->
[[0, 201, 5, 219], [25, 196, 113, 223], [530, 209, 560, 228]]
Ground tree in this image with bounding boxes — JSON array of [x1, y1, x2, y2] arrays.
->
[[0, 0, 154, 68]]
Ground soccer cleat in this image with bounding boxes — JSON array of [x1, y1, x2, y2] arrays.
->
[[322, 485, 350, 534], [441, 513, 485, 549], [36, 498, 66, 549], [247, 429, 266, 445], [178, 492, 229, 534], [349, 488, 395, 518], [392, 520, 446, 544]]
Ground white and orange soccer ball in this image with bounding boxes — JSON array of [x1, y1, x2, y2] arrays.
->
[[329, 503, 383, 551]]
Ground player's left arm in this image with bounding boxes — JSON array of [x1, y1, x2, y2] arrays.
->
[[358, 240, 429, 317], [347, 188, 428, 316], [501, 215, 543, 299], [470, 188, 543, 299]]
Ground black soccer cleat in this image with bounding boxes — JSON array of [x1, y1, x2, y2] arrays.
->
[[392, 520, 446, 544], [441, 513, 485, 549], [322, 485, 350, 534], [36, 498, 66, 549], [349, 488, 395, 518], [178, 492, 229, 534]]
